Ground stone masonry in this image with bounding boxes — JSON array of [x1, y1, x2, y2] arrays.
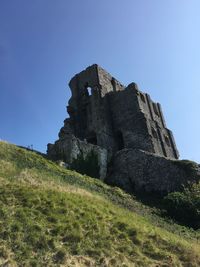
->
[[47, 65, 200, 193]]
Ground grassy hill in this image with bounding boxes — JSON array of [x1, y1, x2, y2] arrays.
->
[[0, 141, 200, 266]]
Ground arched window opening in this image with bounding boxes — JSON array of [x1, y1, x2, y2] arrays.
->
[[86, 132, 97, 145], [87, 87, 92, 96], [116, 131, 124, 150], [85, 82, 92, 96]]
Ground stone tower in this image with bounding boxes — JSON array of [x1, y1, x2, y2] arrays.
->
[[47, 64, 179, 181]]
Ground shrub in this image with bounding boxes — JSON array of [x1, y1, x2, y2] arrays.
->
[[163, 182, 200, 228], [70, 150, 100, 178]]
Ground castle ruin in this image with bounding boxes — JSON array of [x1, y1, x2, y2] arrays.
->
[[48, 65, 200, 194]]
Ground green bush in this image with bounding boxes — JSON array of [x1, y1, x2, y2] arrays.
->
[[163, 182, 200, 228], [70, 150, 100, 178]]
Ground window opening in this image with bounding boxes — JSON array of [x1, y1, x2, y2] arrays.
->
[[116, 131, 124, 150], [87, 87, 92, 96], [84, 82, 92, 96], [86, 132, 97, 145]]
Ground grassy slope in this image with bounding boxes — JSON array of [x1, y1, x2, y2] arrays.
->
[[0, 141, 200, 267]]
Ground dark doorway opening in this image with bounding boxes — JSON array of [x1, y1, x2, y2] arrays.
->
[[116, 131, 124, 150], [87, 132, 97, 145]]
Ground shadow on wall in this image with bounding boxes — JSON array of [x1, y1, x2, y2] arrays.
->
[[86, 131, 97, 146], [115, 131, 124, 150]]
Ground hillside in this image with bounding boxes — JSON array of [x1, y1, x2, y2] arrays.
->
[[0, 141, 200, 266]]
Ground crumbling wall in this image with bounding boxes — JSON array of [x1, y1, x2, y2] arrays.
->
[[97, 65, 124, 96], [107, 149, 200, 194], [64, 64, 179, 159], [47, 134, 107, 180], [109, 83, 154, 153], [47, 64, 181, 191]]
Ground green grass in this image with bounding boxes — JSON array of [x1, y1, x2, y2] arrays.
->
[[0, 141, 200, 266]]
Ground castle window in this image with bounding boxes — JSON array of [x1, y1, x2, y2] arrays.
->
[[85, 82, 92, 96], [140, 93, 146, 103], [164, 135, 171, 146], [88, 87, 92, 96], [151, 127, 158, 139], [153, 103, 159, 116], [87, 131, 97, 145], [116, 131, 124, 150]]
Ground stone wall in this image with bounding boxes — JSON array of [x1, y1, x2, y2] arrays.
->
[[107, 148, 200, 194], [47, 134, 107, 180]]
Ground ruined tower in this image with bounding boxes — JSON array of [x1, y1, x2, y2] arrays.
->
[[47, 64, 179, 181]]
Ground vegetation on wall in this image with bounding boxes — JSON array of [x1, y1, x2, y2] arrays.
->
[[70, 150, 100, 178], [163, 182, 200, 229], [173, 159, 199, 178]]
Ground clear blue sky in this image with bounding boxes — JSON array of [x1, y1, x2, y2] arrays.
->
[[0, 0, 200, 162]]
